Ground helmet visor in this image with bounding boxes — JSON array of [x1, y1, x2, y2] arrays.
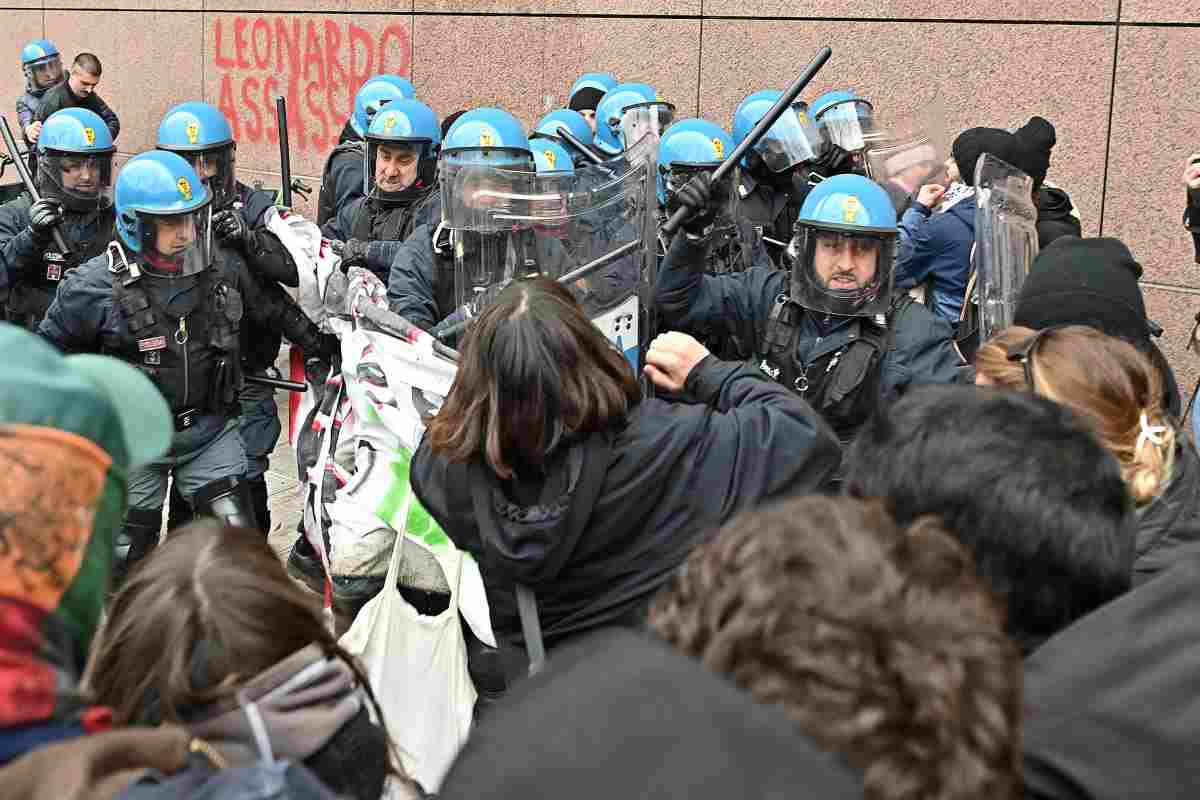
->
[[139, 206, 213, 278], [180, 145, 236, 210], [620, 102, 676, 149], [755, 107, 819, 172], [816, 99, 876, 153], [24, 55, 63, 90], [788, 226, 895, 318], [37, 151, 113, 212]]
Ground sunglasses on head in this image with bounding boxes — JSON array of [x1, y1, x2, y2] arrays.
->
[[1005, 326, 1065, 389]]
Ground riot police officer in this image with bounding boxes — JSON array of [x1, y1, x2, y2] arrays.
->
[[658, 118, 767, 272], [593, 82, 674, 155], [156, 100, 337, 534], [729, 90, 821, 267], [567, 71, 617, 133], [38, 151, 331, 584], [316, 75, 413, 226], [530, 108, 600, 167], [0, 108, 115, 329], [16, 39, 64, 147], [323, 98, 441, 283], [809, 89, 875, 177], [385, 107, 538, 331], [660, 172, 961, 442]]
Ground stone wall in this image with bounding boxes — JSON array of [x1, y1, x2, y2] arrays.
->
[[9, 2, 1200, 387]]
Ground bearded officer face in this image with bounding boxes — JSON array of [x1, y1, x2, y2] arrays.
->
[[812, 231, 879, 290]]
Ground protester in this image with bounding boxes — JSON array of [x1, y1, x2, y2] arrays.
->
[[410, 278, 840, 675], [845, 384, 1134, 654], [0, 322, 173, 764], [87, 519, 418, 800], [1012, 236, 1183, 417], [893, 125, 1025, 323], [439, 628, 862, 799], [648, 495, 1021, 800], [1013, 116, 1081, 248], [1022, 552, 1200, 800], [977, 325, 1199, 585]]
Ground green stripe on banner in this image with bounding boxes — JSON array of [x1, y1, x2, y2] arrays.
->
[[378, 450, 449, 549]]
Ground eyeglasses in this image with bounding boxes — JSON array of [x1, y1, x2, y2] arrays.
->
[[1005, 326, 1063, 389]]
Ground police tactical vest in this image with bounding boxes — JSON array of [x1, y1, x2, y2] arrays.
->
[[350, 193, 428, 246], [317, 142, 364, 227], [110, 263, 244, 419], [758, 294, 907, 441]]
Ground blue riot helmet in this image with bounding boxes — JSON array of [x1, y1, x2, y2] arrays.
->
[[787, 174, 897, 318], [351, 76, 409, 138], [364, 98, 441, 206], [115, 151, 213, 277], [441, 107, 532, 168], [156, 101, 238, 210], [732, 90, 819, 174], [531, 109, 594, 166], [36, 108, 115, 213], [656, 118, 733, 207], [376, 75, 415, 100], [811, 89, 875, 154], [21, 39, 62, 91], [531, 140, 574, 176], [594, 83, 672, 154]]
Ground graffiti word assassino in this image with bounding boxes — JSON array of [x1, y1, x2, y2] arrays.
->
[[213, 17, 412, 152]]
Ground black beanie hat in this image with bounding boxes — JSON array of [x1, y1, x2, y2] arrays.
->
[[1012, 235, 1182, 416], [1014, 116, 1056, 190], [1013, 236, 1149, 345], [569, 87, 604, 112], [951, 127, 1021, 186]]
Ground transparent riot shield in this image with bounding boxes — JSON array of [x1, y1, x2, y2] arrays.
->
[[440, 136, 657, 373], [974, 153, 1038, 345], [864, 104, 948, 212]]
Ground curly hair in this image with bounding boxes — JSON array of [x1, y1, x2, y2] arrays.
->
[[976, 325, 1175, 506], [647, 496, 1020, 800]]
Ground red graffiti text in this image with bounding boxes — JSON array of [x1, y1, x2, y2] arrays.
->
[[212, 16, 412, 153]]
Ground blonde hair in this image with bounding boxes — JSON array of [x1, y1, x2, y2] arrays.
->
[[976, 325, 1175, 506]]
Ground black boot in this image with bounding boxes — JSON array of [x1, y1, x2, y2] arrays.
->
[[287, 526, 326, 594], [111, 507, 163, 593], [247, 474, 271, 534], [193, 476, 257, 530]]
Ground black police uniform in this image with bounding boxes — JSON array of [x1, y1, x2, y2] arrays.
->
[[0, 192, 114, 328]]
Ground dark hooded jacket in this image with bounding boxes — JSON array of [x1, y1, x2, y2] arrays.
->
[[1036, 185, 1082, 248], [440, 628, 862, 800], [1132, 440, 1200, 586], [1023, 552, 1200, 799], [411, 357, 841, 646]]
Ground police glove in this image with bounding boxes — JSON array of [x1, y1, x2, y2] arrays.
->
[[212, 208, 255, 251], [674, 173, 719, 236], [29, 198, 64, 243], [335, 239, 370, 271], [809, 143, 855, 181]]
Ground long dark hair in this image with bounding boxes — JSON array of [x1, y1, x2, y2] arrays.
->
[[87, 521, 412, 795], [427, 278, 640, 479]]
